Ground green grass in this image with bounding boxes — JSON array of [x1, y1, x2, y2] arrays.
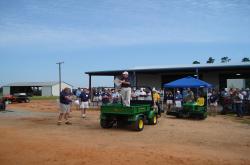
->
[[29, 96, 59, 100], [240, 119, 250, 125], [225, 114, 250, 125]]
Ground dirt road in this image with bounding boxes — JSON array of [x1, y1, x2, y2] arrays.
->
[[0, 100, 249, 165]]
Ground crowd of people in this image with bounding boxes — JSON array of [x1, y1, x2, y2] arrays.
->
[[57, 71, 250, 125], [219, 88, 250, 118]]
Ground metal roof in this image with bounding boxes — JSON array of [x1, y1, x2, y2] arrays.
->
[[85, 63, 250, 76], [3, 81, 73, 87]]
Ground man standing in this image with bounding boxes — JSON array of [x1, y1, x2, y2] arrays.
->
[[101, 89, 111, 105], [75, 88, 81, 98], [233, 90, 244, 118], [175, 90, 183, 108], [111, 89, 120, 104], [153, 88, 161, 117], [58, 87, 72, 125], [209, 90, 218, 116], [120, 71, 131, 107], [79, 88, 90, 118]]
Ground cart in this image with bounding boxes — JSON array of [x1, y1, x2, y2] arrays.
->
[[100, 87, 158, 131], [164, 76, 212, 120], [168, 102, 207, 119]]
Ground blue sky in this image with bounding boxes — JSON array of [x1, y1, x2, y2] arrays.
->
[[0, 0, 250, 87]]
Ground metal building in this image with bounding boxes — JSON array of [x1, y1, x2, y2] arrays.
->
[[86, 63, 250, 90], [2, 82, 73, 96]]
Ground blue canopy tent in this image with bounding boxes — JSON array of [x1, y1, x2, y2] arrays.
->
[[164, 76, 213, 111], [164, 76, 213, 88]]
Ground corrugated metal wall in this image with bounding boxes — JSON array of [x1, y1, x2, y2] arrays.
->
[[42, 87, 52, 96]]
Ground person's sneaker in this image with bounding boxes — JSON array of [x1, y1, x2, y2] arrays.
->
[[57, 121, 62, 125], [82, 114, 86, 118], [65, 121, 72, 125]]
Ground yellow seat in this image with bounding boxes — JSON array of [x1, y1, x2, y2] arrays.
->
[[196, 97, 205, 106]]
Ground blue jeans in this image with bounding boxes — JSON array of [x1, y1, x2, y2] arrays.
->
[[234, 103, 243, 117]]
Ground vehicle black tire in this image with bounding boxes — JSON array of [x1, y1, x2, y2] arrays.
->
[[117, 120, 127, 128], [148, 114, 157, 125], [133, 117, 144, 131], [199, 113, 207, 120], [176, 112, 183, 118], [100, 119, 113, 129], [25, 99, 30, 103]]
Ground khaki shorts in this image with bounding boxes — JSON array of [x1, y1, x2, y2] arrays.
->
[[175, 101, 182, 108], [80, 102, 89, 109], [210, 102, 218, 107], [60, 103, 71, 114], [93, 96, 99, 102], [167, 100, 173, 105]]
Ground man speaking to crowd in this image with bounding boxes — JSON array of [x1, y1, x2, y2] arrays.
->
[[119, 71, 131, 107]]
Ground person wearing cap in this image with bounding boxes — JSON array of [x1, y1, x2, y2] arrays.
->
[[120, 71, 131, 107], [175, 90, 183, 108], [138, 88, 147, 100], [79, 88, 90, 118], [58, 87, 72, 125], [153, 88, 161, 117]]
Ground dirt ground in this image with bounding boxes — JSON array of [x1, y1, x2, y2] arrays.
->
[[0, 100, 250, 165]]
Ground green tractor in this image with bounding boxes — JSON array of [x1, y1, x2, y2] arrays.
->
[[100, 87, 158, 131]]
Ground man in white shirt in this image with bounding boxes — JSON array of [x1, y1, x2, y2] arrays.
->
[[119, 71, 131, 107]]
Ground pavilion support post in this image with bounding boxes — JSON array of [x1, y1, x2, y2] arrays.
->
[[133, 71, 137, 87], [89, 75, 92, 100], [196, 68, 199, 98]]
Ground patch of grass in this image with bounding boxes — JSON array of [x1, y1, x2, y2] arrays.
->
[[226, 114, 250, 125], [240, 119, 250, 125], [225, 113, 235, 117], [29, 96, 59, 100]]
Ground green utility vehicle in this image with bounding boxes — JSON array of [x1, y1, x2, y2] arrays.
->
[[100, 87, 158, 131], [167, 102, 207, 120]]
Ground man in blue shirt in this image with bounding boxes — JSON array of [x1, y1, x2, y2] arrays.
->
[[58, 87, 72, 125], [75, 88, 81, 98], [79, 88, 90, 118], [111, 89, 120, 104], [175, 90, 183, 108]]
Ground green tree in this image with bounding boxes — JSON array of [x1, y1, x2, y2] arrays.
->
[[206, 57, 215, 64], [221, 56, 231, 63], [242, 57, 250, 62], [192, 61, 200, 64]]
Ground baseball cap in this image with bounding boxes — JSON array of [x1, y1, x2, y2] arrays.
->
[[122, 71, 129, 75]]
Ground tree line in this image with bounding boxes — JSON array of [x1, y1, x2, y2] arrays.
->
[[192, 57, 250, 64]]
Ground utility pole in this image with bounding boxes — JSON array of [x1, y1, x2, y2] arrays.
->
[[56, 62, 64, 96]]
